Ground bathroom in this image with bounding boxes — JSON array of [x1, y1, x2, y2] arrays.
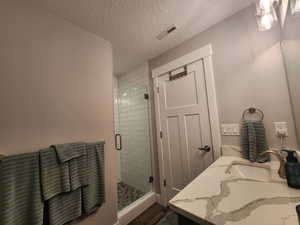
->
[[0, 0, 300, 225]]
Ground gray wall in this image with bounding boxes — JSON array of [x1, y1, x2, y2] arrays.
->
[[149, 5, 298, 150], [0, 1, 117, 225], [281, 10, 300, 148]]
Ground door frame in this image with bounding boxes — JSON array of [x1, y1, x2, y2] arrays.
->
[[152, 44, 221, 206]]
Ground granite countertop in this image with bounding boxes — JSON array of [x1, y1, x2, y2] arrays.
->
[[169, 156, 300, 225]]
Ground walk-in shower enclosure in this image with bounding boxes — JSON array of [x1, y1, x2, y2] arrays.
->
[[113, 65, 153, 211]]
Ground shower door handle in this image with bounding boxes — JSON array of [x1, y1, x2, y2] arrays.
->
[[198, 145, 211, 152], [115, 134, 122, 151]]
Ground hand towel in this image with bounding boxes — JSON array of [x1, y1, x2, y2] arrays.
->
[[39, 148, 71, 200], [40, 147, 89, 200], [241, 120, 269, 162], [69, 154, 89, 190], [0, 153, 44, 225], [40, 147, 88, 225], [51, 142, 87, 163], [82, 141, 105, 215]]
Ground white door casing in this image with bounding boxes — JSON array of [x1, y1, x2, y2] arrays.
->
[[152, 44, 221, 206]]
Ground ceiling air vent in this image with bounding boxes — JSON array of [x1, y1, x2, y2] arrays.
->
[[156, 24, 177, 40]]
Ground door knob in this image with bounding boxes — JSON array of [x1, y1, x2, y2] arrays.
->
[[198, 145, 211, 152]]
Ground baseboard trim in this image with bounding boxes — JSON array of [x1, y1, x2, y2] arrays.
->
[[155, 194, 164, 206]]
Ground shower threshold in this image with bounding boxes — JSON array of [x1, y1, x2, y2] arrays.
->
[[118, 182, 146, 211], [117, 191, 157, 225]]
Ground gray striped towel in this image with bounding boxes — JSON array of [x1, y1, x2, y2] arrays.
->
[[40, 147, 89, 225], [39, 148, 71, 200], [82, 141, 105, 215], [241, 120, 269, 162], [69, 154, 89, 190], [46, 188, 82, 225], [51, 142, 87, 163], [40, 147, 89, 200], [0, 152, 44, 225], [51, 142, 89, 191]]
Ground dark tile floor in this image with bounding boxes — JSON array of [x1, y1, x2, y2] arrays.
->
[[118, 182, 145, 211], [128, 204, 176, 225], [128, 203, 200, 225], [155, 212, 178, 225]]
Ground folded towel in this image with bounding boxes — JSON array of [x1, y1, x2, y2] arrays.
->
[[69, 154, 89, 190], [39, 148, 71, 200], [39, 147, 89, 200], [40, 146, 89, 225], [46, 188, 82, 225], [51, 142, 87, 163], [241, 120, 269, 162], [82, 141, 105, 215], [0, 153, 44, 225]]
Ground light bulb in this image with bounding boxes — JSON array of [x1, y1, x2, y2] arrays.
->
[[261, 14, 273, 30], [256, 3, 278, 31]]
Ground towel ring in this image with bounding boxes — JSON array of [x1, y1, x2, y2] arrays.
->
[[242, 107, 264, 121]]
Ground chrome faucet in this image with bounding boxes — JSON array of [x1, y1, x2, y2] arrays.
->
[[260, 150, 286, 179]]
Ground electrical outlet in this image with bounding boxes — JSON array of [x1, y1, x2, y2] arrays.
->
[[222, 124, 240, 136], [274, 122, 288, 137]]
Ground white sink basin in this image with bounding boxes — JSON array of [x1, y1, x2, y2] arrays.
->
[[225, 161, 271, 182]]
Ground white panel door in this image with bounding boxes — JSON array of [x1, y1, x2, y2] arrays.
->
[[157, 60, 213, 200]]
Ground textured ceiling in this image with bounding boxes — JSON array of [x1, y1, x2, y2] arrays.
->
[[28, 0, 255, 75]]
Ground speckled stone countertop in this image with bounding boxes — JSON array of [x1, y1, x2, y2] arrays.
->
[[169, 156, 300, 225]]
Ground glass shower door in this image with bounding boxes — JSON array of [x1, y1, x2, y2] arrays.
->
[[115, 80, 152, 211]]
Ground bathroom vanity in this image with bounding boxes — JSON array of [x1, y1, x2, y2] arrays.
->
[[169, 156, 300, 225]]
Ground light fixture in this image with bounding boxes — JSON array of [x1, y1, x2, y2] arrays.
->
[[257, 0, 280, 12], [296, 0, 300, 10], [258, 0, 273, 11], [256, 0, 279, 31], [256, 6, 278, 31], [291, 0, 300, 16]]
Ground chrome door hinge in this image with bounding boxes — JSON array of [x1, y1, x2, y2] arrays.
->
[[160, 131, 163, 139]]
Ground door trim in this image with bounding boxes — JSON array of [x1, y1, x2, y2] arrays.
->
[[152, 44, 212, 78], [152, 44, 221, 206]]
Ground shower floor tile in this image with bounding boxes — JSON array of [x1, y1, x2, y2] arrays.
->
[[118, 182, 145, 211]]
